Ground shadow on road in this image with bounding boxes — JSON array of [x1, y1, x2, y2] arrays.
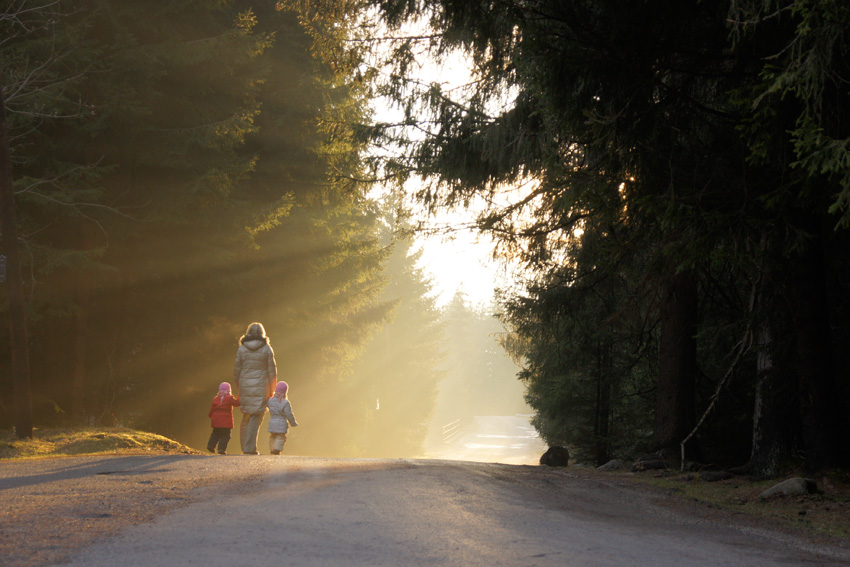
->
[[0, 455, 187, 491]]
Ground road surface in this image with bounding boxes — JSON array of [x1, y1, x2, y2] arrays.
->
[[3, 455, 843, 566], [426, 415, 549, 465]]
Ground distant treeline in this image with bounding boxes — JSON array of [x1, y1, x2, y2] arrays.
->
[[350, 0, 850, 473]]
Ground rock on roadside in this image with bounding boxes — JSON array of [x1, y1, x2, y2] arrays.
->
[[597, 459, 625, 471], [759, 477, 818, 500], [539, 446, 570, 466]]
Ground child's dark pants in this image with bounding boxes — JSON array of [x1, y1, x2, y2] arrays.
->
[[207, 428, 231, 454]]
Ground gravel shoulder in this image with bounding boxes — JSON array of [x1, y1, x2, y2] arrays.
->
[[0, 452, 273, 566], [528, 465, 850, 561]]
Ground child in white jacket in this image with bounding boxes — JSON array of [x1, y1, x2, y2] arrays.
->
[[267, 381, 298, 455]]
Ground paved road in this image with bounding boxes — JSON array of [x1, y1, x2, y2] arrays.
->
[[33, 456, 849, 567], [426, 415, 548, 465]]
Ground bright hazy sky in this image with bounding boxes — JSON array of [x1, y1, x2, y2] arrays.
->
[[415, 211, 503, 308], [369, 31, 509, 309]]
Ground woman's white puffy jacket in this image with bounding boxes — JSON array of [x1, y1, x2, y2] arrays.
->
[[233, 338, 277, 415], [267, 395, 298, 434]]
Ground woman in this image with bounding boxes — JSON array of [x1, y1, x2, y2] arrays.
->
[[233, 322, 277, 454]]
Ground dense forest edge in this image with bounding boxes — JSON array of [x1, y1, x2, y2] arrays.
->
[[2, 0, 849, 477]]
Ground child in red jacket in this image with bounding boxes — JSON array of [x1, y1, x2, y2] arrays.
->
[[207, 381, 240, 455]]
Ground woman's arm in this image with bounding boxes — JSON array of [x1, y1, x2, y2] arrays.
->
[[265, 345, 277, 398], [233, 348, 244, 382]]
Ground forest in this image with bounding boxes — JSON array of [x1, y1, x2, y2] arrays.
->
[[2, 0, 849, 475]]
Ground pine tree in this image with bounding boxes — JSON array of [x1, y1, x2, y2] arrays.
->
[[501, 212, 657, 465], [1, 0, 108, 430], [428, 291, 530, 449], [345, 214, 444, 457], [58, 0, 274, 425], [366, 0, 743, 461], [362, 0, 850, 470], [0, 1, 394, 455], [728, 0, 850, 471]]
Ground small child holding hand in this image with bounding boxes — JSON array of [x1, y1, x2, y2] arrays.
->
[[267, 381, 298, 455], [207, 381, 240, 455]]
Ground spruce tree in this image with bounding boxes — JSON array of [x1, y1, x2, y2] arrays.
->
[[0, 1, 393, 454], [360, 0, 849, 470], [345, 215, 444, 457]]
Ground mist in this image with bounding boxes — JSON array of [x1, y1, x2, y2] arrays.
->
[[0, 1, 543, 466]]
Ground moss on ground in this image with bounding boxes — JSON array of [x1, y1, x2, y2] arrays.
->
[[628, 468, 850, 539], [0, 427, 197, 459]]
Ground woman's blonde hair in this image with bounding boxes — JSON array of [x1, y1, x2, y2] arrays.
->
[[240, 322, 267, 343]]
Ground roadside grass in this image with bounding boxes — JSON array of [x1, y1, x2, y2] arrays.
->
[[628, 468, 850, 540], [0, 426, 197, 459]]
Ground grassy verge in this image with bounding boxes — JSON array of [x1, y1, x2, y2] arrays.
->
[[0, 426, 198, 459], [625, 468, 850, 540]]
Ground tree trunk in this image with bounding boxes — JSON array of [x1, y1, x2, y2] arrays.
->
[[653, 270, 697, 456], [791, 226, 838, 472], [0, 80, 33, 438], [749, 324, 798, 476], [71, 272, 90, 422], [594, 341, 612, 466]]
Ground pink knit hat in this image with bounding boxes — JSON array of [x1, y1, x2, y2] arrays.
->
[[274, 381, 288, 395], [219, 382, 231, 393]]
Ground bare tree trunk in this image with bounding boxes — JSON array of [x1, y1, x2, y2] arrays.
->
[[750, 324, 798, 476], [0, 80, 33, 438], [653, 270, 697, 457]]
